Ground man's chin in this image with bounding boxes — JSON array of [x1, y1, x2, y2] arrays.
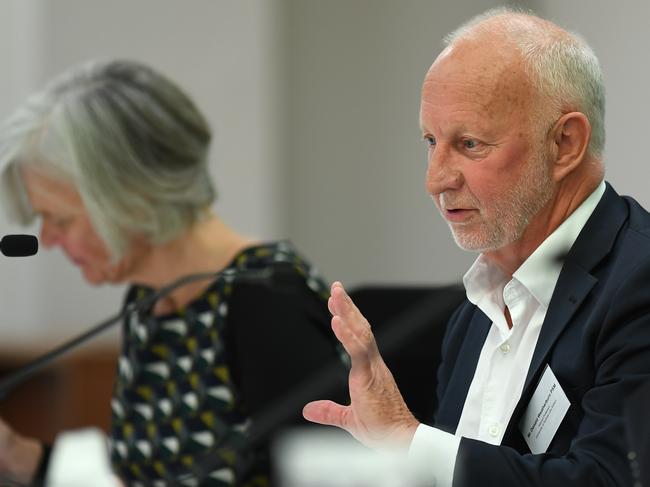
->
[[450, 229, 501, 253]]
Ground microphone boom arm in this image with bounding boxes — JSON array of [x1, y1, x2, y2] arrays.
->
[[0, 270, 228, 401]]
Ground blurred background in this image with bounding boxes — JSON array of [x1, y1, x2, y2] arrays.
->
[[0, 0, 647, 439]]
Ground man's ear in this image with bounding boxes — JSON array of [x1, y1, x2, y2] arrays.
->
[[549, 112, 591, 182]]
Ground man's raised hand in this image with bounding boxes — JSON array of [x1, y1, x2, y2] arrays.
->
[[302, 282, 420, 449]]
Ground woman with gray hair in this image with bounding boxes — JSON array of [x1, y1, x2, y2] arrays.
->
[[0, 60, 345, 486]]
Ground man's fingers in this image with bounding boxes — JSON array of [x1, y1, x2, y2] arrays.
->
[[303, 400, 349, 429], [331, 315, 369, 363], [331, 283, 372, 331], [327, 295, 337, 316], [329, 282, 380, 362]]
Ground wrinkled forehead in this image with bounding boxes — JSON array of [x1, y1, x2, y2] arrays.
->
[[421, 40, 534, 122]]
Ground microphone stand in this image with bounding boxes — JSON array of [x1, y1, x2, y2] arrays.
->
[[0, 263, 316, 487], [0, 263, 305, 401], [0, 309, 125, 401], [0, 270, 234, 401]]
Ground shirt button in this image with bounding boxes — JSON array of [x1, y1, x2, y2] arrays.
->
[[488, 424, 501, 437], [500, 342, 511, 354]]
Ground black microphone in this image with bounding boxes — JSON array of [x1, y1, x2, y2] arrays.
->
[[0, 262, 299, 401], [0, 235, 38, 257]]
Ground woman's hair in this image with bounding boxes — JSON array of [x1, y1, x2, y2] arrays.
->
[[0, 59, 215, 258]]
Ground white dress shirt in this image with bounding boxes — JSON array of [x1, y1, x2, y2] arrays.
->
[[408, 181, 606, 486]]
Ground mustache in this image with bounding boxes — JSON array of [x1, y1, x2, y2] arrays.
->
[[437, 192, 480, 210]]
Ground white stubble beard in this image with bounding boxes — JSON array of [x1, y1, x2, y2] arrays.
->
[[444, 148, 555, 253]]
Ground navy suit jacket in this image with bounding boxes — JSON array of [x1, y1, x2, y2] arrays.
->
[[435, 183, 650, 486]]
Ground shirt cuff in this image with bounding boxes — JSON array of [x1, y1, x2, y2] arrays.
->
[[408, 424, 461, 487]]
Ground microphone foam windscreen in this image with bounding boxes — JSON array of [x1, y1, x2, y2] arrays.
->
[[0, 234, 38, 256]]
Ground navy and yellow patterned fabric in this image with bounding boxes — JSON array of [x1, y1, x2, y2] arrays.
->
[[110, 241, 332, 486]]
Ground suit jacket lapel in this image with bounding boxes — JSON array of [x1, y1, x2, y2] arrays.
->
[[436, 308, 491, 432], [506, 184, 628, 442], [522, 262, 597, 391]]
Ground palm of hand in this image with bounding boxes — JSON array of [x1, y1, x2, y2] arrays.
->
[[303, 282, 419, 449]]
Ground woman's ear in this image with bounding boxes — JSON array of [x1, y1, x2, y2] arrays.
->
[[549, 112, 591, 182]]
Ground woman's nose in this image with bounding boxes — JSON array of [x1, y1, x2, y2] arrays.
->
[[39, 220, 60, 249]]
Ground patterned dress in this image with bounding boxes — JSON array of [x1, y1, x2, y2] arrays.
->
[[109, 241, 339, 486]]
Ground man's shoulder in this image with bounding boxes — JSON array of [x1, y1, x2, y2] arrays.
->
[[571, 190, 650, 317], [604, 193, 650, 269], [571, 185, 650, 270], [621, 194, 650, 241]]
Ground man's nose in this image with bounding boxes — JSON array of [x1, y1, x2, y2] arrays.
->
[[425, 146, 464, 196]]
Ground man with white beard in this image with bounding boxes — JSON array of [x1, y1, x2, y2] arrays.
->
[[304, 8, 650, 487]]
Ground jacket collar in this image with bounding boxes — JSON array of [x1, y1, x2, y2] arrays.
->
[[522, 182, 627, 391], [500, 183, 628, 447]]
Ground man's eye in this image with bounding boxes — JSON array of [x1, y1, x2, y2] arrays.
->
[[463, 139, 479, 149], [424, 135, 436, 147]]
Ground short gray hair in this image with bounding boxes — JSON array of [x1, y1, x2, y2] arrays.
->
[[444, 7, 606, 158], [0, 59, 215, 258]]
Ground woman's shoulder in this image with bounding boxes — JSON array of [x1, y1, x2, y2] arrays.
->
[[228, 240, 329, 297], [121, 240, 329, 314], [229, 240, 308, 268]]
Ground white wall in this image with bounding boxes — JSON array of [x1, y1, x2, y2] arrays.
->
[[0, 0, 286, 349], [284, 0, 515, 287], [0, 0, 53, 349]]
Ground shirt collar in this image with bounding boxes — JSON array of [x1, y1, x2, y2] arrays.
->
[[463, 180, 606, 309]]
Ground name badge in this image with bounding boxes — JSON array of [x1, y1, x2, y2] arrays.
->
[[519, 364, 570, 454]]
